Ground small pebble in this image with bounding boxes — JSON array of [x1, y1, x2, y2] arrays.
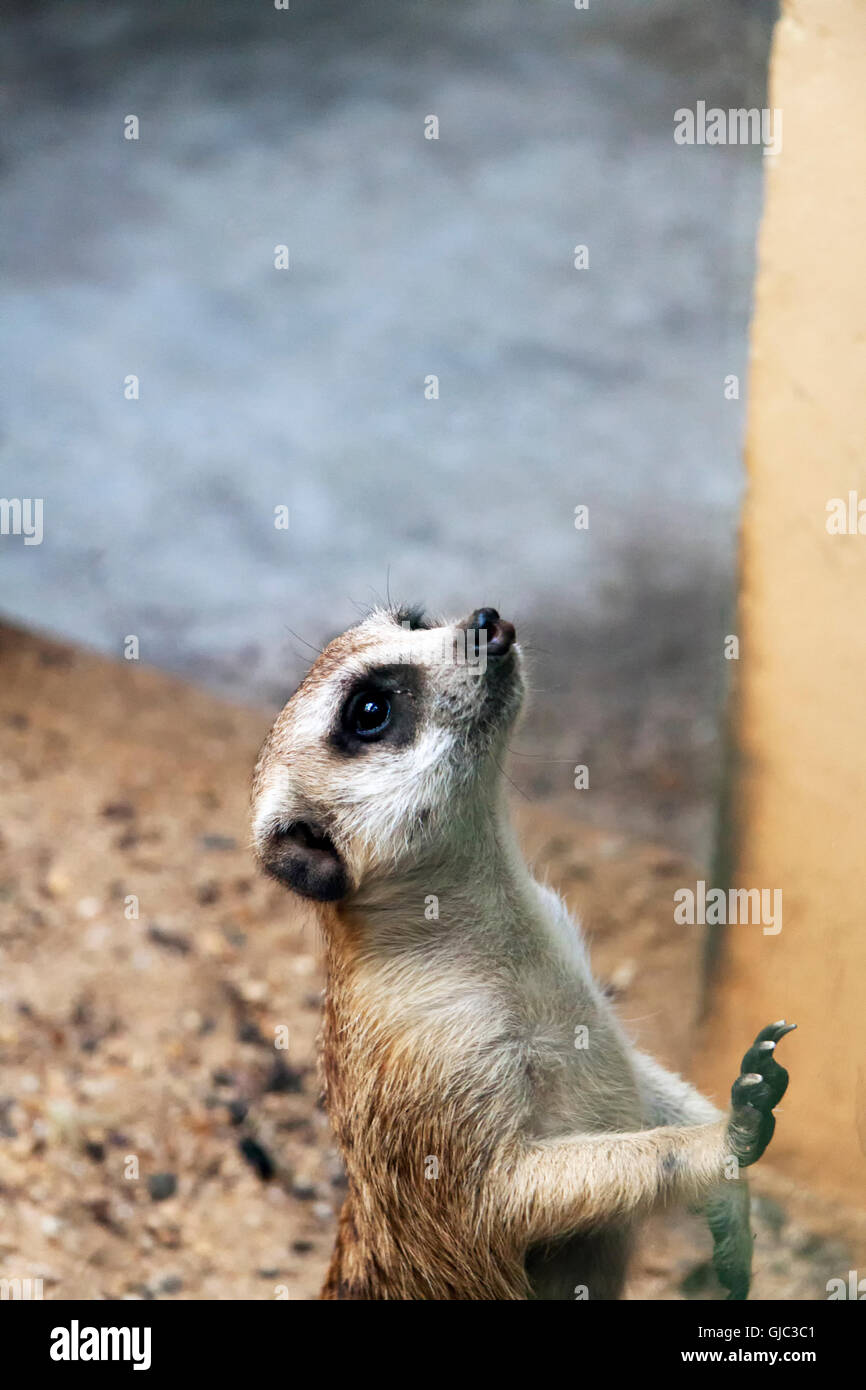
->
[[148, 1173, 178, 1202], [239, 1137, 275, 1182], [264, 1058, 304, 1095], [228, 1099, 248, 1126]]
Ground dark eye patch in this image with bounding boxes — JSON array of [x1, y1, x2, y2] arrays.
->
[[330, 663, 423, 756]]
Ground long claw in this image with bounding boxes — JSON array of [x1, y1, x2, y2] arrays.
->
[[741, 1039, 775, 1072], [755, 1020, 797, 1045]]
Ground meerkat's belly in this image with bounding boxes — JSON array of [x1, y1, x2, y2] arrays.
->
[[514, 982, 643, 1299], [519, 1010, 642, 1300]]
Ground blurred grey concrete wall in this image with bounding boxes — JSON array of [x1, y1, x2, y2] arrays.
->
[[0, 0, 775, 850]]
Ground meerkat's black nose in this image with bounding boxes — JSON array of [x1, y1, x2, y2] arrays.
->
[[470, 608, 500, 632], [463, 608, 516, 656]]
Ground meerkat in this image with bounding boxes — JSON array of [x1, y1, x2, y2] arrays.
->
[[251, 604, 794, 1300]]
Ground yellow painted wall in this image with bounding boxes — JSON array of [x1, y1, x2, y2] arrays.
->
[[696, 0, 866, 1206]]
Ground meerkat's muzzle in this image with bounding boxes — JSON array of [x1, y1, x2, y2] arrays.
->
[[455, 607, 523, 735], [459, 607, 517, 657]]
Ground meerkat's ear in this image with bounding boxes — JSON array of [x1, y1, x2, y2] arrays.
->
[[257, 822, 349, 902]]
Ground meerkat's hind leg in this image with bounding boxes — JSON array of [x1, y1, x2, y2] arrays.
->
[[704, 1179, 753, 1301]]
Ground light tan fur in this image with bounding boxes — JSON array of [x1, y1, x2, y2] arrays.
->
[[251, 607, 748, 1300]]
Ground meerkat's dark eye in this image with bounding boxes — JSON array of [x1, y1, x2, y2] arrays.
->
[[344, 688, 392, 740], [331, 666, 420, 755]]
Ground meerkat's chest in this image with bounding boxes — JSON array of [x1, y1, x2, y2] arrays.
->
[[326, 935, 642, 1153], [506, 978, 643, 1138], [401, 970, 642, 1140]]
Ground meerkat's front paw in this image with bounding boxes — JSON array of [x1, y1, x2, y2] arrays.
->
[[727, 1020, 796, 1167]]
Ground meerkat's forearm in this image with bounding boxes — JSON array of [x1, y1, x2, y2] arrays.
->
[[501, 1119, 729, 1242]]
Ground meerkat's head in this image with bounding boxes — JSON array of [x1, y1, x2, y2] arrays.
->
[[251, 605, 524, 903]]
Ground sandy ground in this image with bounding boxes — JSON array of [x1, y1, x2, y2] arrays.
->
[[0, 622, 857, 1300]]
